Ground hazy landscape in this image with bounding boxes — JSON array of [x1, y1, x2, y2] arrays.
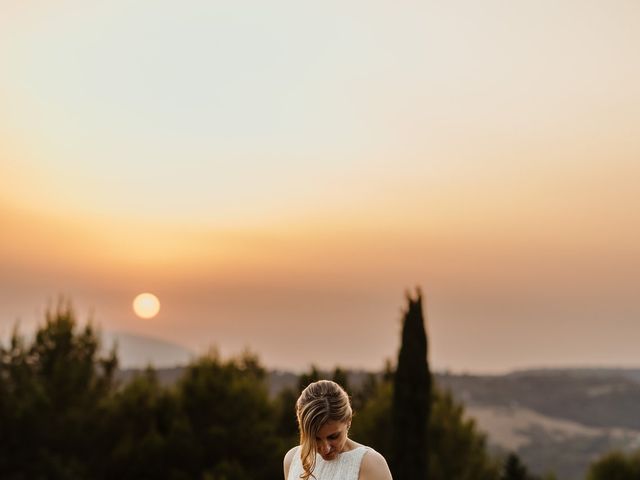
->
[[438, 370, 640, 480], [112, 333, 640, 480], [121, 364, 640, 480], [2, 2, 640, 479]]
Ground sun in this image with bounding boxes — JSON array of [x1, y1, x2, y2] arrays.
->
[[133, 293, 161, 319]]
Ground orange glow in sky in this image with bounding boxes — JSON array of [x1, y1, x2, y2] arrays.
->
[[1, 0, 639, 372]]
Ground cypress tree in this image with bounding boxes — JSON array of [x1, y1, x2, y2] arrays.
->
[[391, 288, 431, 479]]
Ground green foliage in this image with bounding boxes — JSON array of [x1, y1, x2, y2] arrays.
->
[[495, 452, 559, 480], [297, 364, 320, 391], [392, 288, 431, 479], [0, 301, 116, 480], [500, 454, 530, 480], [331, 366, 350, 392], [0, 303, 284, 480], [176, 350, 281, 480], [97, 368, 188, 479], [586, 450, 640, 480], [303, 290, 502, 480], [351, 371, 380, 411], [351, 377, 501, 480], [0, 295, 546, 480], [431, 388, 500, 480], [274, 385, 299, 446], [350, 380, 393, 457]]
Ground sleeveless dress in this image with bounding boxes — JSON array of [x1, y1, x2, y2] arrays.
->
[[288, 445, 370, 480]]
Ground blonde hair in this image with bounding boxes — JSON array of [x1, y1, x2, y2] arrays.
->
[[295, 380, 352, 480]]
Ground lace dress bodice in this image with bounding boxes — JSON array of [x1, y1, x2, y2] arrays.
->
[[288, 445, 369, 480]]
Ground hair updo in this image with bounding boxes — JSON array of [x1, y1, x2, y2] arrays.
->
[[295, 380, 352, 480]]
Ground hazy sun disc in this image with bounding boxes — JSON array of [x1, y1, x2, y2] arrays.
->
[[133, 293, 160, 319]]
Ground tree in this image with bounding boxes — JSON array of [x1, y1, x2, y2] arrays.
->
[[175, 350, 282, 480], [351, 371, 380, 412], [0, 301, 117, 479], [297, 364, 321, 391], [350, 379, 393, 458], [274, 385, 299, 448], [351, 378, 500, 480], [96, 368, 190, 480], [500, 454, 530, 480], [352, 290, 503, 479], [332, 366, 350, 392], [586, 450, 640, 480], [430, 388, 500, 480], [391, 288, 431, 479], [1, 301, 287, 480]]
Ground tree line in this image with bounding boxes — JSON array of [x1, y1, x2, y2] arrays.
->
[[0, 295, 630, 479]]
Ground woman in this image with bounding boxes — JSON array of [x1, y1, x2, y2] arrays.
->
[[283, 380, 393, 480]]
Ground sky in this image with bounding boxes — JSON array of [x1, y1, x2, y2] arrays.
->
[[1, 0, 639, 373]]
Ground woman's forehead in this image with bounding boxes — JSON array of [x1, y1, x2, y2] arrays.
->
[[317, 420, 346, 436]]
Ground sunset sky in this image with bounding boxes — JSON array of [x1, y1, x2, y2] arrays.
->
[[1, 0, 639, 373]]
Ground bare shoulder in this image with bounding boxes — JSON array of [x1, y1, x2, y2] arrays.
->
[[283, 446, 299, 480], [359, 448, 393, 480]]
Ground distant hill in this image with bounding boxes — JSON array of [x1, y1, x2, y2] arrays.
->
[[102, 331, 194, 369], [437, 368, 640, 429], [118, 364, 640, 480], [436, 369, 640, 480]]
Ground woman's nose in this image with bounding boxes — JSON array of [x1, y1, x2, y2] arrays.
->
[[319, 441, 331, 454]]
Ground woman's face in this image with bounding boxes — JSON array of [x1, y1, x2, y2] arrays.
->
[[315, 420, 350, 461]]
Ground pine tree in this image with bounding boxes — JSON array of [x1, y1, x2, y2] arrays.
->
[[0, 300, 117, 479], [501, 453, 530, 480], [391, 288, 431, 479]]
